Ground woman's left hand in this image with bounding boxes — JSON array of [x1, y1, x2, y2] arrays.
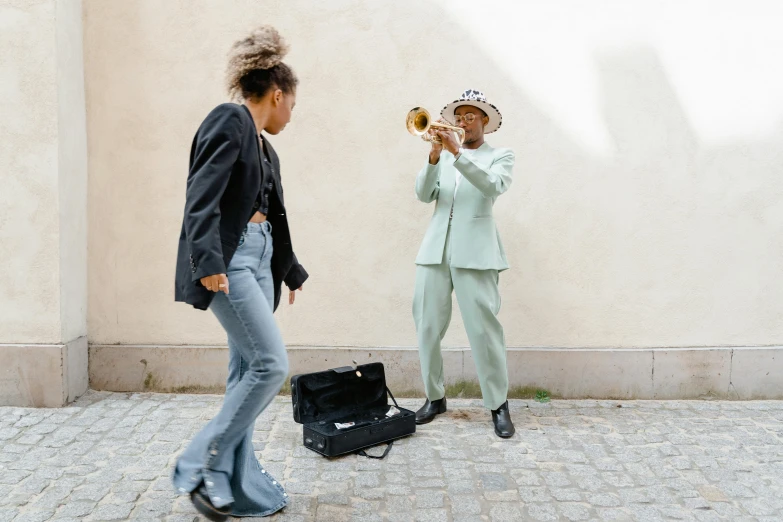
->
[[289, 285, 303, 305]]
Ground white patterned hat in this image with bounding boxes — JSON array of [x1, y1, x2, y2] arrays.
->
[[441, 89, 502, 133]]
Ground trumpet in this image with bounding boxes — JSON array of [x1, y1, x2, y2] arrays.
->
[[406, 107, 465, 144]]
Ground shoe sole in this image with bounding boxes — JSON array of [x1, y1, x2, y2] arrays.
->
[[494, 429, 515, 438], [191, 491, 231, 522]]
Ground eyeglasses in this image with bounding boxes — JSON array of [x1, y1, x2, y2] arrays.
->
[[453, 113, 477, 125]]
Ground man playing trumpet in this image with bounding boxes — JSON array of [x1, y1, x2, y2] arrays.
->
[[411, 89, 515, 438]]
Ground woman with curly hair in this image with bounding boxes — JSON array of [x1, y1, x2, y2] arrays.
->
[[172, 25, 307, 520]]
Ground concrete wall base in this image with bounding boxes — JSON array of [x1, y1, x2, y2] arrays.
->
[[88, 345, 782, 400], [0, 337, 88, 407]]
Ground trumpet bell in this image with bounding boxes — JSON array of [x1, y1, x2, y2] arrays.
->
[[406, 106, 465, 144], [406, 107, 430, 136]]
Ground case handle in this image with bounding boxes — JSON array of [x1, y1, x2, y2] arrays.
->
[[357, 441, 394, 460], [355, 386, 402, 459], [386, 386, 400, 408]]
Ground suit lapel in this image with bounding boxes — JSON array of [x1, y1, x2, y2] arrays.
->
[[474, 142, 492, 169]]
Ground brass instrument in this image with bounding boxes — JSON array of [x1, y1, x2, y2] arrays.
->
[[406, 107, 465, 144]]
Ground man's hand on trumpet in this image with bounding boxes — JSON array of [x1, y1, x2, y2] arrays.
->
[[433, 128, 461, 156], [427, 118, 451, 165], [428, 129, 444, 165]]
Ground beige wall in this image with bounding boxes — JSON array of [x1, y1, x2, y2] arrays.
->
[[0, 0, 88, 406], [0, 0, 87, 344], [81, 0, 783, 351], [56, 0, 88, 344], [1, 0, 61, 343]]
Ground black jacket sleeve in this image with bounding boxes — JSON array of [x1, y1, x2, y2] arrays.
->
[[284, 254, 309, 290], [185, 106, 243, 281]]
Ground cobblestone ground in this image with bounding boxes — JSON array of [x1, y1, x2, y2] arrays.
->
[[1, 392, 782, 521]]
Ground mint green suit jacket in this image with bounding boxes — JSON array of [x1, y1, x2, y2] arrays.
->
[[414, 142, 514, 271]]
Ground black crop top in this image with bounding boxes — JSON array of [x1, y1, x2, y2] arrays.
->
[[252, 138, 275, 216]]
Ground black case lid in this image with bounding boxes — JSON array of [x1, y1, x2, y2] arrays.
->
[[291, 362, 388, 424]]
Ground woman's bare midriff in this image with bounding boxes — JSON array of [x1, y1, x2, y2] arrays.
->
[[249, 211, 267, 223]]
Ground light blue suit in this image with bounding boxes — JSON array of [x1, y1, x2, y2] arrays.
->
[[413, 142, 514, 410]]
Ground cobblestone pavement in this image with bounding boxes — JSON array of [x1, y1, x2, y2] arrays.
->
[[1, 392, 783, 521]]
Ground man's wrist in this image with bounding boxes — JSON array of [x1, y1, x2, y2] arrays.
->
[[453, 147, 464, 161]]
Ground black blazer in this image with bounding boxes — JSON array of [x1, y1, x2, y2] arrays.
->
[[174, 103, 308, 312]]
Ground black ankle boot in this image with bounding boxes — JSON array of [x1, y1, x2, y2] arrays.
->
[[415, 397, 447, 424], [190, 482, 231, 522], [491, 401, 515, 438]]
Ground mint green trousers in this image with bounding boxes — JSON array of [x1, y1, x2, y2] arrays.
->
[[413, 225, 509, 410]]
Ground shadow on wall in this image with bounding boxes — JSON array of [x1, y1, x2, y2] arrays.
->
[[402, 1, 783, 347], [504, 45, 783, 347], [83, 0, 783, 349]]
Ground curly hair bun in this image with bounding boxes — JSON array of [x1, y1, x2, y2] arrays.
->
[[226, 25, 291, 98], [229, 25, 289, 71]]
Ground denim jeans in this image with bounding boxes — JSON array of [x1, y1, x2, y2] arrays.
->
[[173, 221, 289, 517]]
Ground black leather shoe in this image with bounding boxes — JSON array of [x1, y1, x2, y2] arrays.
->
[[415, 397, 447, 424], [491, 401, 515, 438], [190, 483, 231, 522]]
